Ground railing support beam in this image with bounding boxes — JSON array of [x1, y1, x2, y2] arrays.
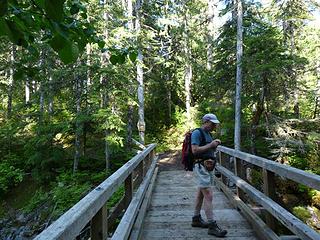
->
[[263, 169, 276, 231], [91, 205, 108, 240]]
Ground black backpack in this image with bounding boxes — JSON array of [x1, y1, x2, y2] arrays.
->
[[181, 128, 206, 171]]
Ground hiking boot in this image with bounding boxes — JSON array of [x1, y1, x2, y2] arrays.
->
[[191, 215, 209, 228], [208, 221, 227, 237]]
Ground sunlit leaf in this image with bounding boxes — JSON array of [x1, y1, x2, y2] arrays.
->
[[49, 33, 68, 51], [58, 41, 79, 64], [109, 55, 118, 65], [44, 0, 65, 22], [129, 51, 138, 63]]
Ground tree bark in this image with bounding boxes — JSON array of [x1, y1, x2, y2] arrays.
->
[[101, 0, 110, 171], [250, 87, 265, 155], [7, 45, 16, 119], [234, 0, 243, 151], [48, 75, 54, 114], [25, 77, 30, 104], [135, 0, 145, 145], [126, 0, 134, 149], [314, 64, 320, 118], [183, 10, 192, 123], [73, 74, 82, 173], [206, 0, 217, 70]]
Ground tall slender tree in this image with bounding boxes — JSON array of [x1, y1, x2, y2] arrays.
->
[[135, 0, 145, 144], [234, 0, 243, 151]]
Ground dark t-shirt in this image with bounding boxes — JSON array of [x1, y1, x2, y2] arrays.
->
[[191, 129, 215, 159]]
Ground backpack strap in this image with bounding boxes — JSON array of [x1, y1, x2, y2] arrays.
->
[[194, 128, 213, 168], [195, 128, 207, 147]]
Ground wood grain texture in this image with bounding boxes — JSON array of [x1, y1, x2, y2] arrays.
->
[[140, 170, 259, 240]]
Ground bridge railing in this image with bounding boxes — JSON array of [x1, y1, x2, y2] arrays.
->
[[216, 146, 320, 240], [34, 143, 157, 240]]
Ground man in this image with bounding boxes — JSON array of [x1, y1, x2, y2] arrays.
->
[[191, 113, 227, 237]]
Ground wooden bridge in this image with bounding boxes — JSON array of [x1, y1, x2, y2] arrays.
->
[[34, 144, 320, 240]]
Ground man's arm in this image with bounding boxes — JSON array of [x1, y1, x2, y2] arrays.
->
[[191, 139, 221, 155]]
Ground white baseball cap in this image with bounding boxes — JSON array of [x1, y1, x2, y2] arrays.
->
[[202, 113, 220, 124]]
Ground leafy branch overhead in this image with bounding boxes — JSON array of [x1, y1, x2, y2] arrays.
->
[[0, 0, 136, 64]]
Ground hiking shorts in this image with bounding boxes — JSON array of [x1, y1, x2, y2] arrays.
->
[[194, 163, 214, 188]]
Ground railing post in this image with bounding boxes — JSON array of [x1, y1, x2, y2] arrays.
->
[[91, 205, 108, 240], [136, 160, 144, 186], [219, 151, 228, 186], [263, 169, 276, 231], [125, 173, 133, 207], [234, 157, 245, 199]]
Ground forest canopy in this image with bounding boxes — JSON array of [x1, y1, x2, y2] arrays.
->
[[0, 0, 320, 238]]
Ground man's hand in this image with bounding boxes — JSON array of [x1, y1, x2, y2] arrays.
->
[[192, 139, 222, 155], [210, 139, 221, 148]]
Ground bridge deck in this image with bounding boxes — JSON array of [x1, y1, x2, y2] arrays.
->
[[140, 170, 259, 240]]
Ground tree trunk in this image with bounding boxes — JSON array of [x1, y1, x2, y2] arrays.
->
[[126, 0, 134, 149], [100, 0, 110, 171], [314, 64, 320, 118], [25, 77, 30, 104], [7, 45, 16, 119], [183, 10, 192, 123], [185, 64, 192, 122], [39, 82, 45, 122], [250, 87, 265, 155], [206, 0, 217, 70], [73, 74, 82, 173], [135, 0, 145, 144], [234, 0, 243, 151], [39, 50, 45, 122], [48, 75, 54, 114], [166, 74, 172, 125]]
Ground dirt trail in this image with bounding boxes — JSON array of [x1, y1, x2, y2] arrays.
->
[[157, 150, 184, 171]]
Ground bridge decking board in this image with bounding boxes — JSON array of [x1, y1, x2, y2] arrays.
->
[[140, 170, 259, 240]]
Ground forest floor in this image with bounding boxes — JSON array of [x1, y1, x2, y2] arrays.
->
[[157, 150, 184, 171]]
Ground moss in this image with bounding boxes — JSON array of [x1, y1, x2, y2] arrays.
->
[[293, 206, 311, 223], [312, 191, 320, 209]]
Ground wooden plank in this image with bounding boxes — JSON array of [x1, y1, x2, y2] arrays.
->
[[144, 209, 248, 222], [34, 144, 156, 240], [263, 169, 276, 231], [111, 156, 158, 240], [141, 237, 258, 240], [130, 167, 159, 240], [279, 236, 301, 240], [142, 168, 259, 240], [216, 165, 320, 240], [218, 146, 320, 191], [214, 177, 279, 240], [141, 227, 256, 238], [91, 205, 107, 240], [234, 157, 245, 199]]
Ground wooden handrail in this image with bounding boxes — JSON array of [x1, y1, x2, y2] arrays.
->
[[34, 143, 157, 240], [216, 165, 320, 240], [216, 146, 320, 240], [217, 146, 320, 191]]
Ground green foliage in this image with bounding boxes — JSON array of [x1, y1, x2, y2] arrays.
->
[[0, 0, 101, 63], [107, 185, 124, 208], [293, 206, 311, 223], [23, 189, 50, 214], [24, 121, 71, 182], [51, 173, 91, 217], [0, 161, 23, 195], [288, 155, 308, 170], [249, 168, 263, 191], [311, 191, 320, 208]]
